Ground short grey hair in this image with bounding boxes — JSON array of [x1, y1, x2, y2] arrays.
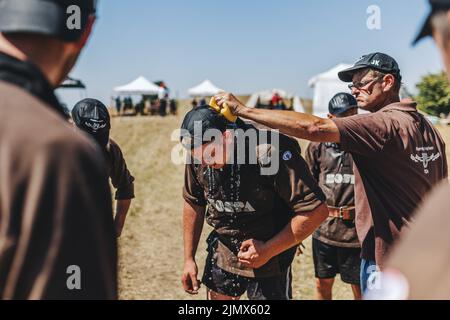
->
[[369, 69, 402, 93]]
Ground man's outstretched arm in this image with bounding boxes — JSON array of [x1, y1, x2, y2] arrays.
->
[[215, 92, 341, 143]]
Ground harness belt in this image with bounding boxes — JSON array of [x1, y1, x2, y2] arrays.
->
[[327, 206, 355, 221]]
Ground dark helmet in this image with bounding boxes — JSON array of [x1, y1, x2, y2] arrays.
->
[[0, 0, 97, 42], [328, 93, 358, 116], [72, 98, 110, 148]]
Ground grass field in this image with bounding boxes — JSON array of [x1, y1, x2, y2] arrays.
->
[[111, 104, 450, 300]]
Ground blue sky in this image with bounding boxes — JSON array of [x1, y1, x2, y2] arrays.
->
[[57, 0, 442, 107]]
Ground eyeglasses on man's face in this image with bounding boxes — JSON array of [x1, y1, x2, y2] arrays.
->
[[348, 74, 385, 91]]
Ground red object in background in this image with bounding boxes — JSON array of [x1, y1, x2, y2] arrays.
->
[[271, 93, 282, 105]]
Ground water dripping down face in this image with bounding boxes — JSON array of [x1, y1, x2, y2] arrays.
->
[[190, 131, 235, 169]]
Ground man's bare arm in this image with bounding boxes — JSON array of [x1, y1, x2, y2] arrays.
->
[[183, 201, 206, 261], [215, 93, 341, 143], [265, 203, 329, 256], [238, 203, 329, 268], [114, 199, 131, 237], [182, 201, 206, 294]]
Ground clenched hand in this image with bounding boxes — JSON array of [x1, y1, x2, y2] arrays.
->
[[237, 239, 272, 269], [213, 92, 247, 116]]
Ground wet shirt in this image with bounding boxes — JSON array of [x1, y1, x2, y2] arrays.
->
[[105, 139, 135, 200], [305, 142, 359, 248], [333, 102, 448, 266], [183, 126, 325, 277], [0, 52, 117, 299]]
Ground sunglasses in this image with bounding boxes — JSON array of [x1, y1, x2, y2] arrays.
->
[[348, 74, 385, 91]]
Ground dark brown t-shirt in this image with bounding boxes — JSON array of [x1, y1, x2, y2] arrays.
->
[[105, 139, 135, 200], [0, 82, 117, 299], [333, 102, 448, 265], [305, 142, 359, 248], [183, 130, 325, 277]]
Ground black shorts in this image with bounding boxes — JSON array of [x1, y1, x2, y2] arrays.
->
[[312, 238, 361, 285], [202, 246, 292, 300]]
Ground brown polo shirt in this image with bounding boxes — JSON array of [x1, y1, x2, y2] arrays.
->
[[332, 102, 447, 266]]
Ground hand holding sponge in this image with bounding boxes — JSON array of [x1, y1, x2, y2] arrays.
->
[[209, 97, 237, 123]]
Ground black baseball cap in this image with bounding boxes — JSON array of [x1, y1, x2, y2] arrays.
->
[[414, 0, 450, 45], [328, 93, 358, 116], [0, 0, 97, 42], [72, 98, 110, 148], [338, 52, 402, 83], [180, 105, 228, 150]]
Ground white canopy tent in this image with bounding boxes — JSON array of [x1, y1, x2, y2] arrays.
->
[[292, 96, 305, 113], [246, 89, 293, 108], [308, 63, 352, 118], [114, 76, 164, 95], [188, 79, 222, 97]]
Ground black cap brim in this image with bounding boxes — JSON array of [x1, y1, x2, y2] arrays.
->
[[338, 65, 370, 82], [413, 13, 433, 46], [0, 0, 91, 42]]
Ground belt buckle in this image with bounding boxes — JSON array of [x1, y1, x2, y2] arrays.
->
[[339, 207, 345, 219]]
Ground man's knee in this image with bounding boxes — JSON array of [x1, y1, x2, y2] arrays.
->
[[316, 277, 335, 292]]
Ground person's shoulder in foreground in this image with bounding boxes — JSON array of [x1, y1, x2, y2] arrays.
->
[[380, 182, 450, 300], [0, 81, 100, 158], [0, 83, 117, 300]]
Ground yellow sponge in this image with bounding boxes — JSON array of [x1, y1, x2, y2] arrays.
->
[[209, 97, 237, 122]]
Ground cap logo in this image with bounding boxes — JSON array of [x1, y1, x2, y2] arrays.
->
[[85, 119, 106, 132], [332, 96, 345, 106], [371, 59, 380, 66]]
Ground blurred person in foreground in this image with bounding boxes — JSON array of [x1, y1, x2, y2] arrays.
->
[[0, 0, 117, 299], [72, 99, 135, 238], [371, 0, 450, 300], [305, 93, 361, 300], [180, 105, 328, 300], [213, 51, 448, 296]]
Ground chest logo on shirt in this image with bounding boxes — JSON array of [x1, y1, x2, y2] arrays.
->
[[410, 151, 440, 175], [282, 151, 292, 161], [326, 173, 355, 185], [207, 199, 256, 213]]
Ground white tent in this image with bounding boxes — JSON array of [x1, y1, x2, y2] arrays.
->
[[292, 96, 305, 113], [308, 63, 352, 118], [188, 79, 222, 97], [247, 89, 293, 108], [114, 76, 164, 95]]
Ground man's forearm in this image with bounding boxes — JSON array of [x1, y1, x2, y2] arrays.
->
[[183, 201, 205, 261], [114, 199, 131, 236], [239, 108, 340, 143], [115, 199, 131, 222], [264, 204, 329, 257]]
